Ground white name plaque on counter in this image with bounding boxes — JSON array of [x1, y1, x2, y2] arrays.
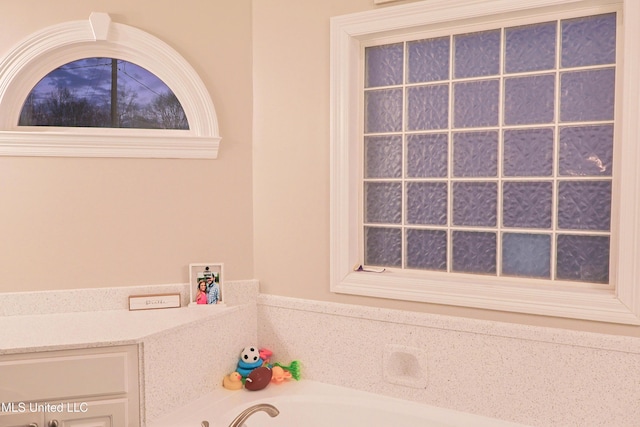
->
[[128, 293, 181, 311]]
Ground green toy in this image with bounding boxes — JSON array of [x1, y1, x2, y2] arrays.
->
[[273, 360, 301, 381]]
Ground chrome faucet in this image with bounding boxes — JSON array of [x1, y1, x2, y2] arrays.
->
[[227, 403, 280, 427]]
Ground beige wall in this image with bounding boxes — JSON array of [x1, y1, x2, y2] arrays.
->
[[251, 0, 640, 338], [1, 0, 638, 338], [0, 0, 254, 291]]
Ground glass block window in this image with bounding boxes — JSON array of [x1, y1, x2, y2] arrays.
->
[[362, 12, 616, 284]]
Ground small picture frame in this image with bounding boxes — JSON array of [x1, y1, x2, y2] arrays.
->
[[189, 263, 224, 307]]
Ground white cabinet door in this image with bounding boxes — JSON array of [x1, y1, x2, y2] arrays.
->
[[44, 399, 127, 427], [0, 345, 139, 427], [0, 351, 130, 402], [0, 410, 44, 427]]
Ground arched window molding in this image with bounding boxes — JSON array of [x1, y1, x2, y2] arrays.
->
[[0, 13, 221, 158]]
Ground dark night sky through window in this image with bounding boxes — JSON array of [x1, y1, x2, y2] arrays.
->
[[19, 58, 189, 129]]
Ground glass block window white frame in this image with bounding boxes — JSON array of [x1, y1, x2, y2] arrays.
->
[[0, 13, 220, 158], [330, 0, 640, 324]]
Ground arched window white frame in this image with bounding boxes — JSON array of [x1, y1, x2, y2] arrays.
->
[[0, 13, 221, 158]]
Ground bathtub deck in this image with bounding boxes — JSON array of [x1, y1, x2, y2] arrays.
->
[[148, 380, 529, 427]]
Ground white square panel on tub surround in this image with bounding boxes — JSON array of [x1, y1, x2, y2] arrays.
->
[[256, 294, 640, 427], [383, 344, 428, 388]]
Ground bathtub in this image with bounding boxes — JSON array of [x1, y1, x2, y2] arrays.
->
[[150, 380, 529, 427]]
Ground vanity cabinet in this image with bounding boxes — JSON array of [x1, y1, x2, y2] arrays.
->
[[0, 399, 127, 427], [0, 345, 139, 427]]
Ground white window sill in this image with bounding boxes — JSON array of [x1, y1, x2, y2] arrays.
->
[[0, 130, 220, 159], [333, 270, 638, 325]]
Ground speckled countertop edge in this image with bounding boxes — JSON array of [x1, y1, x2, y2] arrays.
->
[[0, 279, 258, 354], [0, 305, 237, 355]]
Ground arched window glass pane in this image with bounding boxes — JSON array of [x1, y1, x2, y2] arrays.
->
[[19, 58, 189, 130]]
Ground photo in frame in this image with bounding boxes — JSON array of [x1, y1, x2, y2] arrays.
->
[[189, 263, 224, 307]]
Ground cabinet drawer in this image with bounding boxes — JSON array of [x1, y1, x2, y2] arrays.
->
[[47, 397, 128, 427], [0, 346, 136, 402]]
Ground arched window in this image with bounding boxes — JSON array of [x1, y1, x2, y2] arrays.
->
[[20, 58, 188, 130], [0, 13, 220, 158]]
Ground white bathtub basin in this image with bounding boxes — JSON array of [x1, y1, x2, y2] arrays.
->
[[150, 380, 529, 427]]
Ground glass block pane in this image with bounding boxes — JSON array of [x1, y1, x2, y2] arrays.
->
[[364, 182, 402, 224], [407, 84, 449, 131], [504, 74, 555, 125], [502, 181, 552, 228], [406, 133, 448, 178], [559, 125, 613, 176], [365, 135, 403, 179], [505, 22, 556, 73], [502, 233, 551, 279], [557, 180, 611, 231], [556, 234, 609, 283], [561, 13, 616, 68], [453, 131, 498, 177], [560, 68, 615, 122], [454, 30, 501, 78], [408, 37, 450, 83], [453, 80, 499, 128], [452, 182, 497, 226], [452, 231, 496, 274], [365, 43, 404, 88], [406, 229, 447, 271], [364, 226, 402, 267], [503, 128, 554, 177], [406, 182, 448, 225], [365, 89, 403, 133]]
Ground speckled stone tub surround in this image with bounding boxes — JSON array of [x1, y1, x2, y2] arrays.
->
[[2, 283, 640, 426], [257, 295, 640, 427]]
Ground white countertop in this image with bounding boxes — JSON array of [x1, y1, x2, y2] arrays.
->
[[0, 305, 234, 354]]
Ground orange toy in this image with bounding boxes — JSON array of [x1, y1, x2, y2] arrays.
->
[[270, 365, 292, 383]]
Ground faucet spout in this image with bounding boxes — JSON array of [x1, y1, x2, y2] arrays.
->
[[228, 403, 279, 427]]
